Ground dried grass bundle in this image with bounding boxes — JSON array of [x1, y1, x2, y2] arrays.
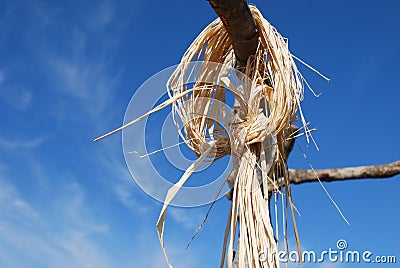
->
[[95, 5, 309, 268], [160, 6, 307, 268]]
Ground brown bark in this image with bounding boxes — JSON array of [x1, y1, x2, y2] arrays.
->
[[287, 161, 400, 185], [208, 0, 258, 68], [209, 1, 399, 267], [209, 0, 400, 186]]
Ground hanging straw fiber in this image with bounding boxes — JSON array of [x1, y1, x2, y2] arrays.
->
[[160, 5, 306, 268], [95, 5, 310, 268]]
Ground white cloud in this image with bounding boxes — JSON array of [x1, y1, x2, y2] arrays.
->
[[96, 147, 151, 214], [0, 177, 113, 268], [86, 0, 114, 30], [0, 4, 15, 48], [31, 1, 61, 29], [0, 178, 44, 228], [0, 135, 45, 150], [49, 53, 107, 98], [112, 180, 149, 213], [48, 48, 122, 120], [36, 2, 123, 121], [169, 207, 206, 230], [132, 231, 211, 268], [0, 70, 4, 84], [0, 87, 32, 111], [0, 163, 7, 173]]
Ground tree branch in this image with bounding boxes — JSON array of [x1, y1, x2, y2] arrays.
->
[[208, 0, 258, 68], [209, 0, 400, 187], [208, 1, 399, 267], [286, 161, 400, 185]]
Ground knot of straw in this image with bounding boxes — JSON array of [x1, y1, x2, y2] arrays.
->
[[91, 5, 330, 267], [163, 6, 306, 267], [92, 5, 308, 268], [228, 104, 273, 160]]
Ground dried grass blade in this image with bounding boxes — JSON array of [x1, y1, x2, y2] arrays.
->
[[156, 142, 216, 268]]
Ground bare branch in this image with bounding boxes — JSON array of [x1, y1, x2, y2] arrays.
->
[[208, 0, 400, 187], [208, 0, 258, 68], [286, 161, 400, 185]]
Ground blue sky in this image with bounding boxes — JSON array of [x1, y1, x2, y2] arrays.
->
[[0, 0, 399, 267]]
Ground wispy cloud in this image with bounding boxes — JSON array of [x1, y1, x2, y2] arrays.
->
[[96, 145, 151, 214], [0, 178, 44, 228], [31, 1, 61, 30], [112, 180, 148, 213], [0, 3, 15, 48], [0, 86, 32, 111], [0, 135, 45, 150], [48, 50, 122, 119], [0, 70, 4, 84], [169, 207, 206, 230], [0, 177, 113, 268], [86, 0, 114, 30], [132, 230, 211, 268], [12, 0, 124, 122]]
